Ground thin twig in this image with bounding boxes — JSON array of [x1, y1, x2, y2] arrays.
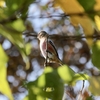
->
[[81, 80, 85, 93], [27, 10, 100, 19], [1, 10, 100, 24], [25, 33, 100, 39]]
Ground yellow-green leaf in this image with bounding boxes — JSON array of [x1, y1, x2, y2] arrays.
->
[[38, 74, 46, 87], [89, 76, 100, 95], [92, 40, 100, 69], [0, 24, 30, 69], [70, 73, 89, 85], [0, 45, 13, 100], [54, 0, 94, 47], [23, 96, 29, 100], [10, 19, 26, 32], [54, 0, 84, 14], [94, 15, 100, 31], [94, 0, 100, 11], [0, 25, 24, 49], [25, 43, 32, 55], [0, 0, 5, 7], [57, 65, 75, 83]]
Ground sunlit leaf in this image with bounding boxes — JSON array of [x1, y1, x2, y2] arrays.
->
[[23, 96, 29, 100], [36, 95, 44, 100], [0, 45, 13, 100], [9, 19, 26, 32], [70, 16, 94, 47], [24, 67, 64, 100], [0, 0, 5, 7], [94, 15, 100, 31], [92, 40, 100, 69], [70, 16, 94, 35], [57, 65, 75, 83], [54, 0, 84, 13], [94, 0, 100, 11], [44, 67, 53, 73], [70, 73, 89, 85], [54, 0, 94, 47], [25, 43, 32, 55], [0, 25, 29, 69], [38, 74, 45, 87], [89, 76, 100, 95]]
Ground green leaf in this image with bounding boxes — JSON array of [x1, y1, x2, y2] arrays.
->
[[5, 0, 25, 11], [38, 74, 46, 88], [25, 43, 32, 55], [57, 65, 75, 83], [0, 25, 29, 69], [86, 96, 94, 100], [9, 19, 26, 32], [89, 76, 100, 95], [0, 45, 14, 100], [92, 40, 100, 69], [77, 0, 96, 11], [5, 0, 35, 17], [24, 67, 64, 100], [70, 73, 89, 85], [0, 25, 24, 47], [23, 96, 29, 100], [5, 0, 23, 15]]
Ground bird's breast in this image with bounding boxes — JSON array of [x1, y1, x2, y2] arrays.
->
[[40, 40, 47, 58]]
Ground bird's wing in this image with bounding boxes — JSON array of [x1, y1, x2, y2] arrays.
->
[[47, 40, 59, 57]]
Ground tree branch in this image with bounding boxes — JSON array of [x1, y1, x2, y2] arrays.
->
[[27, 10, 100, 19], [24, 32, 100, 40], [1, 10, 100, 24]]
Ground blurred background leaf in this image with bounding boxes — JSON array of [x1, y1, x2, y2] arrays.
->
[[77, 0, 95, 11], [24, 67, 64, 100], [5, 0, 34, 17], [0, 45, 13, 100], [8, 19, 26, 32], [92, 40, 100, 69], [57, 65, 75, 83], [54, 0, 95, 47], [89, 76, 100, 95], [70, 73, 89, 85], [0, 0, 100, 100]]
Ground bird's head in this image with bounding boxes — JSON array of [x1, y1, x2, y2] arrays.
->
[[37, 31, 48, 40]]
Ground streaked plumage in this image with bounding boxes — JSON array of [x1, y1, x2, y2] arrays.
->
[[37, 31, 62, 65]]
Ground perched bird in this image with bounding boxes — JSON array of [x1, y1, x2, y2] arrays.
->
[[37, 31, 63, 66]]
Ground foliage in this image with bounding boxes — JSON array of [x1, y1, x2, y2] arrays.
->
[[0, 0, 100, 100], [54, 0, 100, 46], [92, 40, 100, 69], [0, 45, 13, 100], [23, 66, 89, 100], [89, 76, 100, 95]]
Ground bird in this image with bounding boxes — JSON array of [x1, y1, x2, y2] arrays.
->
[[37, 31, 63, 66]]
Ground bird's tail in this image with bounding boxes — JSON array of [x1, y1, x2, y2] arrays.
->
[[57, 58, 63, 66], [46, 56, 63, 66]]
